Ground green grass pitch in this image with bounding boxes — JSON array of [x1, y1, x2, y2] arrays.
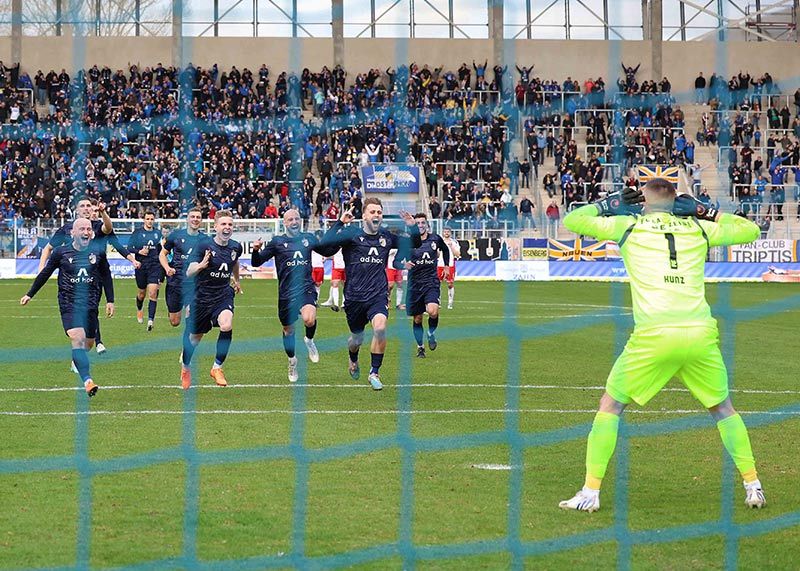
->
[[0, 279, 798, 569]]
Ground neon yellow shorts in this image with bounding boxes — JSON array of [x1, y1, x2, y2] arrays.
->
[[605, 325, 729, 408]]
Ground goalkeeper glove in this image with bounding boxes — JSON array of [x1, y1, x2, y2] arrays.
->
[[672, 193, 719, 221], [593, 187, 644, 216]]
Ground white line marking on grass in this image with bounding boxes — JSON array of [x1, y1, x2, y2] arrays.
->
[[1, 409, 798, 417], [471, 463, 516, 470], [2, 383, 798, 396]]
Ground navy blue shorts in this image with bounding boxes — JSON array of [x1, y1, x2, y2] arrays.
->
[[406, 286, 441, 316], [344, 294, 389, 334], [135, 263, 164, 289], [60, 306, 99, 339], [166, 278, 187, 314], [188, 293, 234, 335], [278, 290, 317, 327]]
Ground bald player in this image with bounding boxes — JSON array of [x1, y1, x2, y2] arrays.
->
[[22, 218, 113, 397], [558, 180, 765, 512], [251, 209, 338, 382]]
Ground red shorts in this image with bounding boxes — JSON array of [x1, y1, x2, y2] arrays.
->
[[332, 268, 346, 281], [437, 266, 456, 283], [387, 268, 403, 284], [311, 267, 324, 286]]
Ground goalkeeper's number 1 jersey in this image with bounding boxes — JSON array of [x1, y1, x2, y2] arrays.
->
[[563, 205, 760, 329]]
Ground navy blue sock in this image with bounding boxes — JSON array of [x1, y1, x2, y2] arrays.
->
[[305, 321, 317, 340], [428, 316, 439, 335], [283, 331, 296, 358], [215, 330, 233, 366], [148, 299, 157, 320], [136, 297, 143, 311], [413, 322, 424, 346], [182, 330, 196, 367], [349, 349, 359, 363], [370, 352, 384, 375], [71, 348, 91, 382]]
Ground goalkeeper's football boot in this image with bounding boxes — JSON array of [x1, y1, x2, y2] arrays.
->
[[368, 372, 383, 391], [559, 487, 600, 512], [84, 379, 99, 398], [210, 367, 228, 387], [744, 480, 766, 509]]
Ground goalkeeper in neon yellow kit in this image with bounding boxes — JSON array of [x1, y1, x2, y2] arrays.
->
[[559, 178, 766, 512]]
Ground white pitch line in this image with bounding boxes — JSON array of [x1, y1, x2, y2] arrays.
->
[[1, 383, 799, 396], [0, 408, 798, 417]]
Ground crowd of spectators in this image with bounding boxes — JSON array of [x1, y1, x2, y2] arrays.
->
[[2, 59, 798, 236]]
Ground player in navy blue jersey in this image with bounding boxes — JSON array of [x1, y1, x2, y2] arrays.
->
[[21, 218, 114, 397], [251, 209, 338, 382], [129, 210, 164, 331], [180, 210, 243, 390], [405, 213, 450, 358], [159, 207, 206, 328], [322, 197, 421, 390], [39, 196, 137, 355]]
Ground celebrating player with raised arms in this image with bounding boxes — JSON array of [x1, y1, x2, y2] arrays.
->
[[558, 180, 765, 512], [129, 210, 164, 331], [40, 196, 136, 354], [405, 213, 450, 358], [251, 209, 339, 382], [159, 207, 206, 328], [180, 210, 243, 390], [321, 197, 421, 390], [22, 218, 114, 397]]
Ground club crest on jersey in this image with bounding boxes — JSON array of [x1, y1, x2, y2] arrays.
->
[[88, 253, 97, 264], [379, 237, 386, 247], [302, 238, 309, 247], [432, 242, 437, 250], [231, 251, 238, 262]]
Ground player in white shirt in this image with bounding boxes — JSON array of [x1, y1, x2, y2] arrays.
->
[[437, 227, 460, 309], [320, 249, 345, 312], [386, 248, 406, 310]]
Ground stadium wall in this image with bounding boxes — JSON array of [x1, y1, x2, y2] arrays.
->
[[2, 38, 800, 91]]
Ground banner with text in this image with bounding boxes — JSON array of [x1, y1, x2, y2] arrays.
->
[[362, 164, 421, 194], [727, 240, 798, 263], [548, 238, 619, 261]]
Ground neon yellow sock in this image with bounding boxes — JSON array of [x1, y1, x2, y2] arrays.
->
[[584, 411, 620, 491], [717, 413, 758, 483]]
